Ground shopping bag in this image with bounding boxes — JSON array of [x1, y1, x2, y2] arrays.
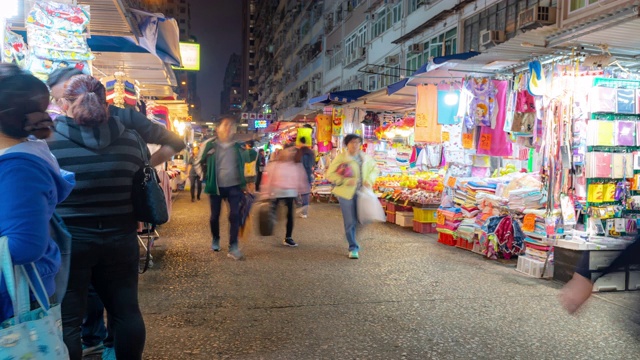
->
[[356, 188, 386, 224], [257, 201, 275, 236], [0, 236, 68, 359]]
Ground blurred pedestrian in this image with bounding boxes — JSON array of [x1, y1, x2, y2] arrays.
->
[[48, 75, 147, 360], [262, 143, 310, 247], [256, 148, 266, 192], [187, 146, 203, 202], [198, 116, 257, 260], [560, 238, 640, 314], [244, 140, 258, 193], [327, 134, 379, 259], [295, 136, 315, 218]]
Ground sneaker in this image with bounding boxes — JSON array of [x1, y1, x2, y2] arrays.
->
[[227, 249, 245, 260], [299, 214, 308, 219], [211, 238, 220, 252], [283, 238, 298, 247], [101, 346, 116, 360], [82, 343, 104, 357], [348, 251, 359, 259]]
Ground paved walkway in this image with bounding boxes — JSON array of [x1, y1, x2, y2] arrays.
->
[[139, 194, 640, 359]]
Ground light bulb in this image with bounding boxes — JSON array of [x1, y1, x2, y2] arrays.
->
[[444, 92, 459, 106]]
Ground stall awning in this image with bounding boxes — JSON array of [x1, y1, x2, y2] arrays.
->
[[308, 90, 370, 106], [346, 87, 416, 112]]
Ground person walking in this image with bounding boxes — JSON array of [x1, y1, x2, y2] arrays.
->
[[0, 64, 75, 324], [199, 115, 257, 260], [47, 75, 147, 360], [244, 140, 258, 193], [187, 147, 203, 202], [255, 148, 266, 192], [327, 134, 379, 259], [295, 136, 315, 218], [262, 143, 310, 247]]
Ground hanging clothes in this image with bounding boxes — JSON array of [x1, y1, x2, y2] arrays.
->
[[437, 90, 460, 125], [415, 84, 441, 143], [465, 78, 498, 127], [477, 80, 513, 157]]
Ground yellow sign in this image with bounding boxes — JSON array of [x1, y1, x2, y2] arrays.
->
[[442, 131, 450, 142], [437, 211, 446, 225], [462, 133, 473, 149], [172, 43, 200, 71], [522, 214, 536, 232]]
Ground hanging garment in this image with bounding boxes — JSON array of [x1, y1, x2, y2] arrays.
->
[[465, 78, 498, 127], [415, 84, 441, 143], [426, 144, 443, 168], [477, 80, 513, 157], [437, 90, 460, 125]]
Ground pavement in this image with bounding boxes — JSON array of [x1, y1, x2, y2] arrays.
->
[[137, 193, 640, 360]]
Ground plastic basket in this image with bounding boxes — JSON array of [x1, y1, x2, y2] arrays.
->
[[412, 221, 437, 234], [413, 207, 438, 223], [437, 232, 457, 246], [456, 238, 474, 251], [386, 211, 396, 224]]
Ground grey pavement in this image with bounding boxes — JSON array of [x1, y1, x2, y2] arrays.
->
[[139, 194, 640, 360]]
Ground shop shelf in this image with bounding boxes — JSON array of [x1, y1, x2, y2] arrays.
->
[[386, 211, 396, 224], [437, 232, 457, 246], [395, 211, 413, 227], [413, 221, 437, 234], [413, 207, 438, 223], [592, 272, 626, 292], [516, 256, 554, 279], [628, 271, 640, 291], [456, 238, 474, 251]]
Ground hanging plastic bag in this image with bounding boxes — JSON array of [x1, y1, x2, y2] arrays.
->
[[357, 188, 385, 224]]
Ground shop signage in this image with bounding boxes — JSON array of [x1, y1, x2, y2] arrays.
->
[[479, 133, 492, 150], [442, 131, 450, 142], [462, 133, 474, 149], [255, 120, 268, 129], [241, 113, 273, 121], [173, 42, 200, 71]]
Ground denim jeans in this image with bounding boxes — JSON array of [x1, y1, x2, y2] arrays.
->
[[338, 194, 359, 252], [62, 217, 145, 360], [189, 175, 202, 200], [300, 193, 310, 216], [271, 197, 295, 238], [209, 186, 243, 250]]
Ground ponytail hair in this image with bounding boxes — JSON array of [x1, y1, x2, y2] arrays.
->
[[0, 63, 51, 140], [63, 75, 108, 127]]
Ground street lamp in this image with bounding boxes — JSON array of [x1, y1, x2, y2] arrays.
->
[[190, 104, 195, 108], [181, 81, 187, 85]]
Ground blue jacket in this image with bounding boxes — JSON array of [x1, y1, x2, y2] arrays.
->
[[0, 141, 75, 322]]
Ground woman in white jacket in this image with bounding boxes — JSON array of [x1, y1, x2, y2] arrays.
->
[[262, 143, 310, 247]]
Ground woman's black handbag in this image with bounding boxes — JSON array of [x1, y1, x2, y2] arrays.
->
[[131, 131, 169, 225]]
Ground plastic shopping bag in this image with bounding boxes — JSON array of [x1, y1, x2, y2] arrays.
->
[[357, 188, 386, 224]]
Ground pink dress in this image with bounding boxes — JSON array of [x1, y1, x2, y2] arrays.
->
[[476, 80, 513, 157]]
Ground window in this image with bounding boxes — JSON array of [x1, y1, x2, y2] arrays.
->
[[406, 53, 422, 76], [392, 3, 403, 24], [381, 65, 400, 88], [408, 0, 421, 14], [570, 0, 601, 12], [367, 75, 378, 91], [180, 7, 186, 14], [328, 47, 343, 70], [345, 25, 367, 65], [371, 8, 389, 38], [444, 28, 457, 56], [180, 19, 186, 24]]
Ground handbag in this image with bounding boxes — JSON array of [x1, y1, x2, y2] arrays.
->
[[257, 201, 275, 236], [131, 131, 169, 225], [0, 236, 69, 359]]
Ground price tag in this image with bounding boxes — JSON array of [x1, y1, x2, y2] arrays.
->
[[479, 134, 492, 150], [442, 131, 450, 142], [447, 176, 457, 188], [522, 214, 536, 232], [437, 211, 446, 225], [462, 133, 474, 149]]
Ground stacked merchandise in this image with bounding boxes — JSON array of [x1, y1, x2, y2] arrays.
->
[[2, 25, 29, 67], [146, 103, 171, 130], [26, 1, 92, 81], [105, 74, 139, 108], [436, 207, 463, 246]]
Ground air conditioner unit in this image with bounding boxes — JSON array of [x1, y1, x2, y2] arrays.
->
[[480, 30, 505, 47], [385, 55, 399, 65], [518, 6, 557, 30], [407, 43, 423, 54]]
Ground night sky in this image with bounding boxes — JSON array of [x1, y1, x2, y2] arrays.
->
[[189, 0, 242, 118]]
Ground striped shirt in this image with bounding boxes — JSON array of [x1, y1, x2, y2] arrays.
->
[[47, 116, 143, 219]]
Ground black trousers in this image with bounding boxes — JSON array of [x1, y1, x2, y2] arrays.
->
[[62, 217, 145, 360], [271, 197, 295, 238], [189, 175, 202, 200], [255, 172, 263, 192]]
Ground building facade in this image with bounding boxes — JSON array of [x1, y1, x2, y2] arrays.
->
[[248, 0, 639, 121], [221, 53, 244, 115]]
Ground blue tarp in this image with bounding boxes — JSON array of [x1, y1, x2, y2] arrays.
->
[[387, 78, 410, 95], [308, 89, 370, 105]]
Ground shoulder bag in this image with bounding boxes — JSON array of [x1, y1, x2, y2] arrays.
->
[[131, 131, 169, 225], [0, 236, 69, 359]]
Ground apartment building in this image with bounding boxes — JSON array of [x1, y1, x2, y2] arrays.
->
[[249, 0, 638, 121], [221, 53, 244, 115]]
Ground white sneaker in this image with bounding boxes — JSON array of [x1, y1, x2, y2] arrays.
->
[[299, 214, 308, 219]]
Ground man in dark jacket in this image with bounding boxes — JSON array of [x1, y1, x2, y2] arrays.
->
[[295, 136, 315, 218], [199, 115, 257, 260]]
